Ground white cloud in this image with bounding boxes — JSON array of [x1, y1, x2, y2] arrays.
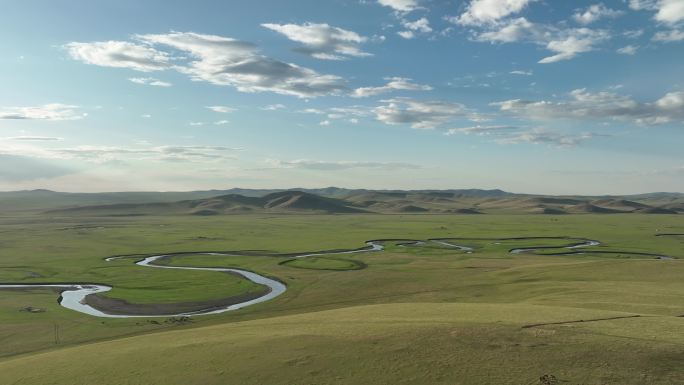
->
[[398, 17, 432, 38], [397, 30, 416, 39], [617, 45, 639, 55], [538, 28, 610, 63], [262, 104, 286, 110], [374, 98, 468, 129], [655, 0, 684, 24], [352, 77, 432, 97], [510, 70, 533, 75], [653, 29, 684, 41], [206, 106, 236, 113], [298, 106, 371, 124], [455, 0, 538, 26], [269, 158, 421, 170], [262, 22, 371, 60], [474, 18, 609, 63], [138, 32, 346, 98], [141, 114, 152, 118], [190, 120, 231, 126], [28, 145, 239, 163], [624, 29, 645, 38], [0, 103, 86, 120], [3, 136, 63, 141], [474, 17, 538, 42], [377, 0, 420, 12], [446, 125, 517, 135], [655, 91, 684, 109], [445, 125, 594, 147], [497, 129, 595, 147], [65, 41, 171, 72], [129, 77, 172, 87], [298, 108, 326, 114], [493, 88, 684, 125], [630, 0, 684, 24], [572, 3, 624, 25], [328, 107, 372, 119], [403, 17, 432, 32], [0, 141, 242, 165], [629, 0, 658, 11], [67, 32, 346, 98], [454, 10, 611, 64]]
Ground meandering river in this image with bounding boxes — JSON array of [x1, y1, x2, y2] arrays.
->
[[0, 237, 673, 318], [0, 241, 385, 318]]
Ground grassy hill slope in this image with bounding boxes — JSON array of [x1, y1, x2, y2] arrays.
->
[[46, 191, 366, 216], [3, 188, 682, 214], [1, 303, 683, 385]]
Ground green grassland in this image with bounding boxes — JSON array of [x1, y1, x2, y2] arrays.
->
[[279, 255, 365, 270], [0, 213, 683, 384]]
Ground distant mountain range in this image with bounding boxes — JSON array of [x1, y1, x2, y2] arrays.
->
[[3, 188, 682, 215]]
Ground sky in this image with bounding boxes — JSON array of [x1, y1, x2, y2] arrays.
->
[[0, 0, 683, 195]]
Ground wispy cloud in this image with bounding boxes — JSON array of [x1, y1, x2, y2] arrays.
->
[[189, 120, 232, 126], [261, 104, 286, 110], [374, 98, 468, 129], [510, 70, 533, 75], [268, 158, 421, 170], [299, 106, 372, 124], [0, 104, 86, 120], [630, 0, 684, 24], [129, 77, 172, 87], [470, 18, 610, 63], [66, 32, 347, 98], [0, 144, 242, 164], [653, 29, 684, 42], [572, 3, 624, 25], [352, 77, 432, 97], [377, 0, 420, 13], [206, 106, 236, 113], [446, 125, 594, 147], [3, 136, 63, 141], [447, 0, 610, 64], [446, 125, 517, 135], [65, 41, 171, 72], [493, 88, 684, 125], [397, 17, 432, 39], [453, 0, 538, 26], [497, 129, 595, 147], [617, 45, 639, 55], [262, 22, 371, 60]]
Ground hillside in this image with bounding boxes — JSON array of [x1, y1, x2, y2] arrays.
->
[[2, 188, 682, 215], [1, 303, 682, 385], [342, 191, 682, 215], [46, 191, 366, 216], [0, 188, 512, 212]]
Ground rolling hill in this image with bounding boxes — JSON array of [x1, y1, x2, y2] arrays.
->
[[2, 188, 681, 215], [1, 303, 681, 385], [45, 191, 367, 216]]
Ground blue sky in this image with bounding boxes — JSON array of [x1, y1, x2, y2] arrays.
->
[[0, 0, 683, 194]]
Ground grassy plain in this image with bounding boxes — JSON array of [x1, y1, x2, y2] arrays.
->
[[0, 213, 683, 384]]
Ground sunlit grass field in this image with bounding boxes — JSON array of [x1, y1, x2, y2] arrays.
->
[[0, 213, 683, 384]]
